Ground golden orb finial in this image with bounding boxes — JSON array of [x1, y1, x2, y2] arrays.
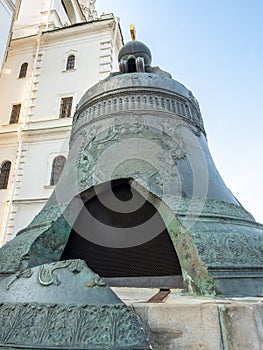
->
[[130, 24, 136, 41]]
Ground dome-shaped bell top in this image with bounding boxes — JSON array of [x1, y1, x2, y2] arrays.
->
[[118, 40, 152, 66]]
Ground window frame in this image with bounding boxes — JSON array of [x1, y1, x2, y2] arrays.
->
[[66, 55, 75, 71], [18, 62, 28, 79], [63, 50, 78, 73], [59, 96, 73, 119], [0, 161, 12, 190], [10, 103, 21, 124]]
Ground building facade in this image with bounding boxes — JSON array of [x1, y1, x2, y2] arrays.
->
[[0, 0, 18, 71], [0, 0, 123, 245]]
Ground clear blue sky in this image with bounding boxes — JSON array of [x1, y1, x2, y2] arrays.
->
[[97, 0, 263, 223]]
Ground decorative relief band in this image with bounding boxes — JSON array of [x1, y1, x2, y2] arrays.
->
[[0, 303, 150, 349], [193, 229, 263, 268], [72, 89, 204, 139], [75, 116, 186, 191]]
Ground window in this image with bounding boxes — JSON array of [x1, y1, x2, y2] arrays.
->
[[18, 62, 28, 78], [59, 97, 73, 118], [10, 104, 21, 124], [50, 156, 66, 186], [0, 161, 11, 189], [66, 55, 75, 70]]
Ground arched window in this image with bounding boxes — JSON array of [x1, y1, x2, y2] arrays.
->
[[18, 62, 28, 78], [0, 161, 11, 190], [66, 55, 75, 70], [50, 156, 66, 186]]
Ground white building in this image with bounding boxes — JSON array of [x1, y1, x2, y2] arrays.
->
[[0, 0, 123, 245], [0, 0, 18, 71]]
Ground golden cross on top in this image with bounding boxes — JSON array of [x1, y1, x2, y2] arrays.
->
[[130, 24, 136, 41]]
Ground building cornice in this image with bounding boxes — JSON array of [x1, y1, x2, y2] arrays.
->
[[0, 122, 72, 144], [12, 198, 50, 204], [25, 125, 71, 141], [9, 16, 120, 51], [42, 16, 116, 37]]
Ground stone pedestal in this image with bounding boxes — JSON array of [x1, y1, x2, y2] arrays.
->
[[113, 288, 263, 350]]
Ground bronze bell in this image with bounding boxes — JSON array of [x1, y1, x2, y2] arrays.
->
[[1, 39, 263, 300]]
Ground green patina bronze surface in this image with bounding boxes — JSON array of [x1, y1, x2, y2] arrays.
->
[[0, 37, 263, 349], [1, 72, 263, 296], [0, 260, 150, 349]]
